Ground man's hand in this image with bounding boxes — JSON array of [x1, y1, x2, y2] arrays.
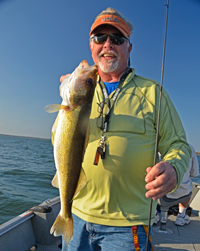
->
[[60, 73, 71, 83], [145, 161, 177, 200]]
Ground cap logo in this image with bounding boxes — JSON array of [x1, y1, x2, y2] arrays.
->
[[90, 14, 131, 39], [101, 16, 120, 24]]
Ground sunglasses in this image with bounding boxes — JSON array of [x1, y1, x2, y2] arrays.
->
[[90, 34, 129, 45]]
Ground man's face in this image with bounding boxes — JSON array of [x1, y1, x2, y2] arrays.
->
[[90, 25, 132, 75]]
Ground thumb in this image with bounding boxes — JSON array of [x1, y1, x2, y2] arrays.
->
[[60, 73, 71, 83]]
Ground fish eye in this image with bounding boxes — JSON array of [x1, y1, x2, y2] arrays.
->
[[86, 78, 93, 85]]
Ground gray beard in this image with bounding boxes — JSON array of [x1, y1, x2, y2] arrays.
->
[[98, 59, 119, 73]]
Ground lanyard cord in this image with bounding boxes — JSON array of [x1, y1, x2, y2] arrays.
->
[[93, 68, 131, 165], [145, 1, 169, 251], [98, 68, 131, 134]]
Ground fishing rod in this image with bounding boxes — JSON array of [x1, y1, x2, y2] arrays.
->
[[145, 0, 169, 250]]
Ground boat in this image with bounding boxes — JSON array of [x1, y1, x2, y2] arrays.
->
[[0, 196, 62, 251], [0, 182, 200, 251]]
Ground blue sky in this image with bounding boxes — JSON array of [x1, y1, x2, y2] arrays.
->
[[0, 0, 200, 151]]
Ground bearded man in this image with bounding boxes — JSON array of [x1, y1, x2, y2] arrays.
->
[[58, 7, 191, 251]]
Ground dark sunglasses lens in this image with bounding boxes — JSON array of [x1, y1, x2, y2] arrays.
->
[[92, 34, 126, 45], [93, 34, 107, 44], [110, 35, 126, 45]]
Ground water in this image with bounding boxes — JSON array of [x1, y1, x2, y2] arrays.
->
[[0, 134, 59, 224], [0, 134, 200, 225], [191, 154, 200, 183]]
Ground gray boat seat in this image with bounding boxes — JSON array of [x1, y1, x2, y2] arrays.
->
[[159, 191, 192, 208], [157, 191, 192, 232]]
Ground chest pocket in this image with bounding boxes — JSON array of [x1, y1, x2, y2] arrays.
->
[[108, 93, 146, 134]]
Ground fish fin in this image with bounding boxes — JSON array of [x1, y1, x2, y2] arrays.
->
[[44, 104, 69, 113], [50, 214, 73, 245], [73, 168, 87, 199], [51, 172, 59, 188]]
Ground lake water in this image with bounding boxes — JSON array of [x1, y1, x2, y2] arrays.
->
[[0, 134, 59, 224], [0, 134, 199, 225]]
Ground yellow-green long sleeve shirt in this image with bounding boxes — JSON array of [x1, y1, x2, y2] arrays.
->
[[53, 68, 191, 226]]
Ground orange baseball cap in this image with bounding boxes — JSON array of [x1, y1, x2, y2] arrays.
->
[[90, 15, 130, 39]]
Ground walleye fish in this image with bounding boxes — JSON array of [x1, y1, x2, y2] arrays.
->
[[45, 60, 98, 245]]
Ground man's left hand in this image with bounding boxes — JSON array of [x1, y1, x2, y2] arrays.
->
[[145, 161, 177, 200]]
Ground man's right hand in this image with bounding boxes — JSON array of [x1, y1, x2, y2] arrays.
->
[[60, 74, 71, 83]]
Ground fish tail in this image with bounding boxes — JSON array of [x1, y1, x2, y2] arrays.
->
[[50, 214, 73, 245]]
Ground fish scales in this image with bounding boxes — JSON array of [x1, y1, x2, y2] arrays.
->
[[54, 106, 90, 217], [45, 60, 98, 245]]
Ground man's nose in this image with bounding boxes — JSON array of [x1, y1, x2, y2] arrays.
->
[[103, 36, 114, 48]]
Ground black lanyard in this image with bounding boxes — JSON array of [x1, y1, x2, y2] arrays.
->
[[93, 68, 131, 165], [98, 68, 131, 134]]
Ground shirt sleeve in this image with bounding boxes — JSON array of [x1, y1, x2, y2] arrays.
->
[[156, 87, 192, 189]]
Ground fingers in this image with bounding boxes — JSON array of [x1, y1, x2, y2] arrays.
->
[[145, 161, 177, 200], [145, 175, 175, 200], [60, 74, 71, 83], [146, 167, 152, 174], [145, 162, 166, 182]]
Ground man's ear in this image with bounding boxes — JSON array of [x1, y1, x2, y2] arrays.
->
[[128, 43, 132, 53]]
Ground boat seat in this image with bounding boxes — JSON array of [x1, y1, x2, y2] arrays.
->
[[157, 191, 192, 232]]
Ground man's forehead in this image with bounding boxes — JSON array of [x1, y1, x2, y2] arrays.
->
[[91, 24, 123, 35]]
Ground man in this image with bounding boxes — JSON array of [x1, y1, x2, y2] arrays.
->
[[166, 144, 199, 226], [58, 7, 191, 251]]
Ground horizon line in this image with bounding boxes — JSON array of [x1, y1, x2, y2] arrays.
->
[[0, 133, 51, 141]]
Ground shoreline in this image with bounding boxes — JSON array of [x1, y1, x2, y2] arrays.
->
[[0, 133, 50, 141], [0, 134, 199, 153]]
